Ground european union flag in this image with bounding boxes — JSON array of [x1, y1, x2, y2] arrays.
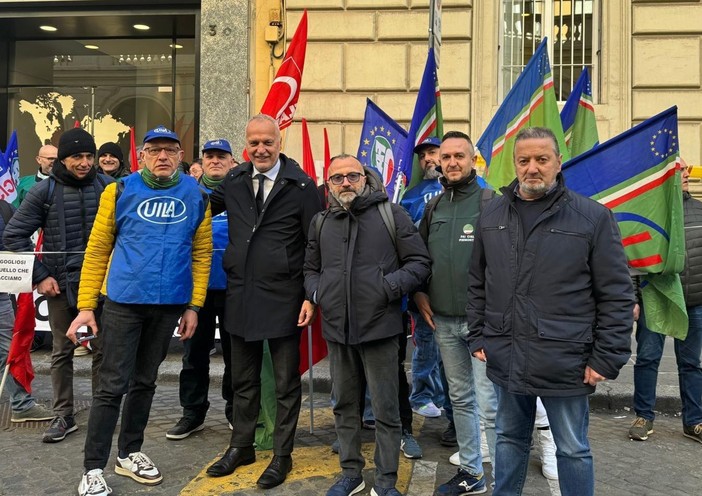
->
[[357, 99, 408, 203]]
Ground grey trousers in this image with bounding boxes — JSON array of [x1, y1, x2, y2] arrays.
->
[[328, 336, 401, 489], [47, 293, 102, 416]]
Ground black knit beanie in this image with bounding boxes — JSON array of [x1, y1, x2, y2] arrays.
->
[[97, 142, 124, 162], [58, 128, 96, 161]]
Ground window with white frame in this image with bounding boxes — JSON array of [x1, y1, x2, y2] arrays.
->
[[500, 0, 598, 102]]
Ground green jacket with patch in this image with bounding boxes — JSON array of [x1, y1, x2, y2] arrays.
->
[[418, 172, 488, 317]]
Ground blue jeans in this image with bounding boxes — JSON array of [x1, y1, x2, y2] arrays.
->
[[0, 297, 34, 413], [83, 299, 183, 470], [409, 311, 445, 409], [493, 386, 593, 496], [634, 304, 702, 426], [434, 315, 497, 477]]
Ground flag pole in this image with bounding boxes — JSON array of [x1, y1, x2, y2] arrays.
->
[[307, 324, 314, 433]]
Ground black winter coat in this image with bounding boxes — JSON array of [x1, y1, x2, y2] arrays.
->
[[681, 192, 702, 307], [303, 188, 431, 346], [209, 154, 322, 340], [466, 175, 634, 397], [3, 162, 112, 291]]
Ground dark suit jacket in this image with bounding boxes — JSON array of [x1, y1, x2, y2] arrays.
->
[[210, 154, 322, 340]]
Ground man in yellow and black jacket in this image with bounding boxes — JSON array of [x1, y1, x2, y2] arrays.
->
[[65, 126, 212, 496]]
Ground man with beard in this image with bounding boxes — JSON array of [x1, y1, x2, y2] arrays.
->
[[304, 154, 430, 496], [414, 131, 497, 495], [467, 127, 633, 496]]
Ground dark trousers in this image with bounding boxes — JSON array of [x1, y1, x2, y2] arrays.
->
[[397, 326, 413, 434], [228, 332, 301, 456], [179, 290, 233, 422], [83, 299, 182, 470], [329, 336, 401, 489], [47, 293, 103, 416]]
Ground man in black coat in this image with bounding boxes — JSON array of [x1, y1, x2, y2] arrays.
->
[[467, 127, 634, 496], [304, 154, 431, 496], [206, 114, 322, 489]]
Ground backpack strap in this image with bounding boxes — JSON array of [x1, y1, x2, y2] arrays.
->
[[377, 201, 397, 251]]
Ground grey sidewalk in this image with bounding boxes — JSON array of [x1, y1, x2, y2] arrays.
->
[[29, 332, 684, 415]]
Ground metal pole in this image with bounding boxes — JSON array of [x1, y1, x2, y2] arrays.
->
[[307, 324, 314, 433]]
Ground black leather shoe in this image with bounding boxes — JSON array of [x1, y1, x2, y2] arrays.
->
[[206, 446, 255, 477], [256, 455, 292, 489]]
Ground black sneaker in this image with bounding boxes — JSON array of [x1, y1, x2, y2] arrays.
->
[[166, 417, 205, 440], [628, 417, 654, 441], [441, 421, 458, 447], [42, 415, 78, 443], [436, 469, 487, 495], [683, 423, 702, 444]]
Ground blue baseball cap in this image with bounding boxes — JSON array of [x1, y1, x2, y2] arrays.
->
[[143, 125, 180, 144], [413, 136, 441, 154], [202, 139, 232, 154]]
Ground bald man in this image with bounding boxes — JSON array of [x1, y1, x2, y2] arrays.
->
[[17, 144, 58, 204]]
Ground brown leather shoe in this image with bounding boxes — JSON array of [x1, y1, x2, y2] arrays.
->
[[256, 455, 292, 489], [206, 446, 255, 477]]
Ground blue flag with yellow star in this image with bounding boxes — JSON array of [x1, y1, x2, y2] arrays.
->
[[357, 99, 408, 203]]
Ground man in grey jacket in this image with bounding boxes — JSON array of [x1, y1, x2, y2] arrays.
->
[[304, 154, 430, 496], [467, 127, 634, 496]]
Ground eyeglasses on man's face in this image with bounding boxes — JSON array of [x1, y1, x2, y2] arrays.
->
[[143, 146, 180, 157], [328, 172, 365, 185]]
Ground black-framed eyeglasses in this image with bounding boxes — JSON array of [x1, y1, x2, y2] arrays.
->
[[38, 156, 57, 161], [143, 146, 180, 157], [328, 172, 365, 185]]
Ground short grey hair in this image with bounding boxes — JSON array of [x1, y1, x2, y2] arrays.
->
[[513, 127, 560, 156], [246, 114, 281, 139]]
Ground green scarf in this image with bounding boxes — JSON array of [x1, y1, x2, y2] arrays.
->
[[201, 174, 224, 190], [141, 167, 180, 189]]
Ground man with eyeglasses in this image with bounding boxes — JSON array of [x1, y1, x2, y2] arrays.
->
[[3, 128, 113, 444], [304, 154, 430, 496], [64, 125, 212, 496], [205, 114, 321, 489], [16, 144, 58, 204], [629, 158, 702, 445]]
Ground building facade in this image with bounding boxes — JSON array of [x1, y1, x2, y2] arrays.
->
[[0, 0, 700, 181]]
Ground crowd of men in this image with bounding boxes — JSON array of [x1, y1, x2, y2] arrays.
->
[[0, 118, 700, 496]]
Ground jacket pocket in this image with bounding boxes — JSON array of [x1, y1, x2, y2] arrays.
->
[[482, 310, 510, 379], [529, 316, 593, 389]]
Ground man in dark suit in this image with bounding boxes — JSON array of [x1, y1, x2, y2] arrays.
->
[[206, 114, 322, 489]]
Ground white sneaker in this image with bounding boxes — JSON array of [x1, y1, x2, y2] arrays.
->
[[536, 428, 559, 480], [78, 469, 112, 496], [449, 451, 460, 466], [115, 452, 163, 485], [411, 402, 442, 418]]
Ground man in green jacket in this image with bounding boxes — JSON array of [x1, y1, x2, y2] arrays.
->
[[414, 131, 497, 495]]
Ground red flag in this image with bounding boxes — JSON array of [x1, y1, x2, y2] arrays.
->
[[300, 119, 317, 183], [74, 120, 81, 128], [129, 126, 139, 172], [7, 292, 36, 393], [298, 118, 327, 373], [259, 10, 308, 131], [323, 128, 331, 180]]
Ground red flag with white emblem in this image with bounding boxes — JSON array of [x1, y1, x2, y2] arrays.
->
[[259, 11, 307, 131]]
